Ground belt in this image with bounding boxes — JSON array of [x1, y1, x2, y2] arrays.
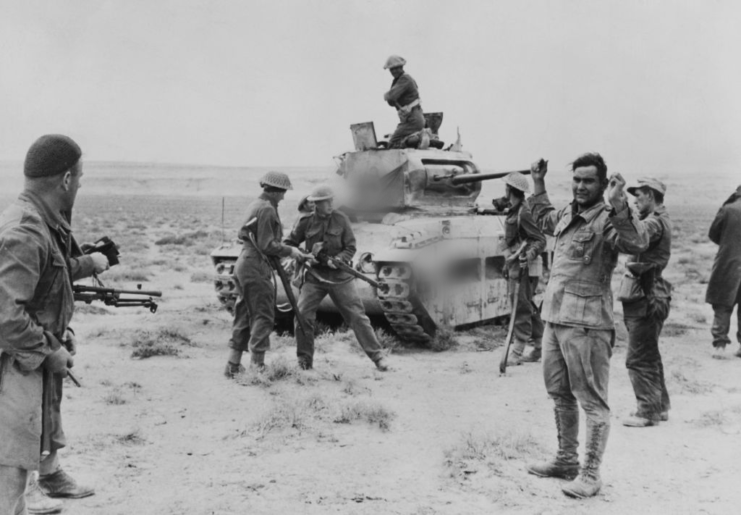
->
[[397, 98, 421, 114]]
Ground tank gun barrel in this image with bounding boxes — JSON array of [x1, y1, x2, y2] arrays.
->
[[445, 169, 531, 185]]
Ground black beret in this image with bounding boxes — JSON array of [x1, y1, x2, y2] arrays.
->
[[24, 134, 82, 178]]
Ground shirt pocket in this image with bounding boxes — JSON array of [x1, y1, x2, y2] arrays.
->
[[569, 230, 594, 262], [325, 226, 343, 254], [559, 281, 603, 326]]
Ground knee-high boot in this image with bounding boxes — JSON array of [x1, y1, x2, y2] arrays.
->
[[527, 406, 580, 480], [562, 419, 610, 498]]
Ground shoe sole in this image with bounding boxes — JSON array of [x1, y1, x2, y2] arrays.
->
[[27, 508, 63, 515], [42, 491, 95, 499], [562, 487, 600, 499], [526, 467, 578, 480]]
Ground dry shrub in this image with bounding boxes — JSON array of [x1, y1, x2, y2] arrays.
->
[[236, 356, 318, 388], [190, 270, 214, 283], [444, 429, 543, 478], [669, 369, 713, 394], [333, 400, 396, 431], [103, 388, 127, 405], [128, 327, 194, 359], [430, 325, 458, 352], [115, 429, 147, 446], [251, 393, 328, 439], [693, 410, 726, 428]]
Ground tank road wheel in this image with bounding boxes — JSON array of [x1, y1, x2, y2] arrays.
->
[[377, 261, 436, 345]]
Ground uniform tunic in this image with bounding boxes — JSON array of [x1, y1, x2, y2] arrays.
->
[[504, 202, 546, 354], [228, 194, 293, 354], [285, 210, 382, 367], [621, 205, 672, 419], [529, 192, 648, 424], [705, 186, 741, 348], [384, 72, 425, 149], [0, 192, 76, 470]]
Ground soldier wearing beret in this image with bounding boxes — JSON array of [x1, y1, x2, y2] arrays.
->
[[284, 185, 389, 371], [619, 178, 672, 427], [224, 171, 309, 377], [0, 135, 109, 515]]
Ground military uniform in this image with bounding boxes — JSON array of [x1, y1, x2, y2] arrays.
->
[[621, 203, 672, 423], [228, 194, 293, 362], [705, 185, 741, 352], [0, 191, 79, 515], [528, 191, 648, 493], [384, 72, 424, 149], [504, 202, 546, 360], [285, 210, 384, 369]]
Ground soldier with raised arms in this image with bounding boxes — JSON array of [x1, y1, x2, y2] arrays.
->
[[285, 186, 390, 372], [525, 154, 649, 499], [224, 171, 309, 377]]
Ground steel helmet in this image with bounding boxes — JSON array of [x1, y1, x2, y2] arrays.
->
[[503, 172, 530, 194], [259, 170, 293, 190], [307, 185, 334, 202], [383, 55, 406, 70]]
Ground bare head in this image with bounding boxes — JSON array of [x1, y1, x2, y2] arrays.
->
[[24, 135, 84, 212], [571, 153, 608, 210]]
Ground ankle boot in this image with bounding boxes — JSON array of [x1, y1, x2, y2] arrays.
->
[[562, 419, 610, 498], [527, 406, 580, 480]]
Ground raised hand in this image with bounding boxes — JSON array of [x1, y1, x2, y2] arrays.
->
[[530, 159, 548, 182], [607, 173, 628, 211]]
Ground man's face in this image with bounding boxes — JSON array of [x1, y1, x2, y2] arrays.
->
[[314, 199, 333, 216], [389, 66, 403, 79], [632, 188, 653, 215], [275, 190, 286, 203], [572, 166, 606, 209]]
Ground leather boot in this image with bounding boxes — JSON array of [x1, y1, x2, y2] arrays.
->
[[527, 406, 579, 480], [38, 469, 95, 499], [26, 474, 63, 514], [562, 419, 610, 499], [249, 352, 266, 371], [520, 348, 542, 363]]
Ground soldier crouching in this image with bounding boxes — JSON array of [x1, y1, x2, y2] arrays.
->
[[284, 186, 390, 372]]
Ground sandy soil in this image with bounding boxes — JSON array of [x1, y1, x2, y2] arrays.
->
[[1, 164, 739, 515]]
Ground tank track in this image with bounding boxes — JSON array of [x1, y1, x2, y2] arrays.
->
[[377, 261, 436, 344]]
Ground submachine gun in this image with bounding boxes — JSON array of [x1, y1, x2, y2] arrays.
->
[[73, 236, 163, 313], [310, 243, 389, 294]]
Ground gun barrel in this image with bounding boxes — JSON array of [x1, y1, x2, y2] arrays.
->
[[448, 169, 531, 185], [328, 258, 386, 291], [74, 285, 162, 297]]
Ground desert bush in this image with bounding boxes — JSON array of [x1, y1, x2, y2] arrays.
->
[[103, 389, 127, 405], [115, 429, 147, 446], [190, 271, 214, 283], [236, 356, 318, 388], [444, 429, 543, 477], [252, 393, 329, 439], [375, 328, 401, 351], [333, 400, 396, 431], [106, 268, 151, 283], [430, 325, 458, 352], [127, 327, 194, 359], [669, 369, 713, 394]]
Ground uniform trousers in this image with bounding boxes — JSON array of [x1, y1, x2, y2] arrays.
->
[[228, 254, 275, 355]]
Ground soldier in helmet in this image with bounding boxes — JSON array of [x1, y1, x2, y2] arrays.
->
[[285, 185, 390, 371], [501, 172, 547, 366], [383, 55, 425, 149], [224, 171, 309, 377]]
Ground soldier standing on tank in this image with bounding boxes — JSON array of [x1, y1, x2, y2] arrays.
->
[[619, 178, 673, 428], [284, 186, 390, 372], [525, 155, 649, 499], [705, 184, 741, 356], [224, 171, 309, 377], [501, 172, 547, 366], [383, 55, 425, 149]]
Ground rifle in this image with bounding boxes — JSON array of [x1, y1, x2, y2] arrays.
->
[[499, 241, 529, 375], [242, 218, 311, 338], [312, 245, 389, 293], [73, 284, 162, 313]]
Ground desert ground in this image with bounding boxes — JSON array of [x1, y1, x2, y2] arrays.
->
[[1, 162, 740, 515]]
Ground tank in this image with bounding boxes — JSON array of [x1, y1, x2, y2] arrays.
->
[[211, 118, 538, 343]]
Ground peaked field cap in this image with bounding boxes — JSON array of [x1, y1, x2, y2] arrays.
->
[[627, 177, 667, 196], [24, 134, 82, 178], [260, 170, 293, 190], [503, 172, 530, 194]]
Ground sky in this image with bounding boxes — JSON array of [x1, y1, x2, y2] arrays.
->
[[1, 0, 740, 175]]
